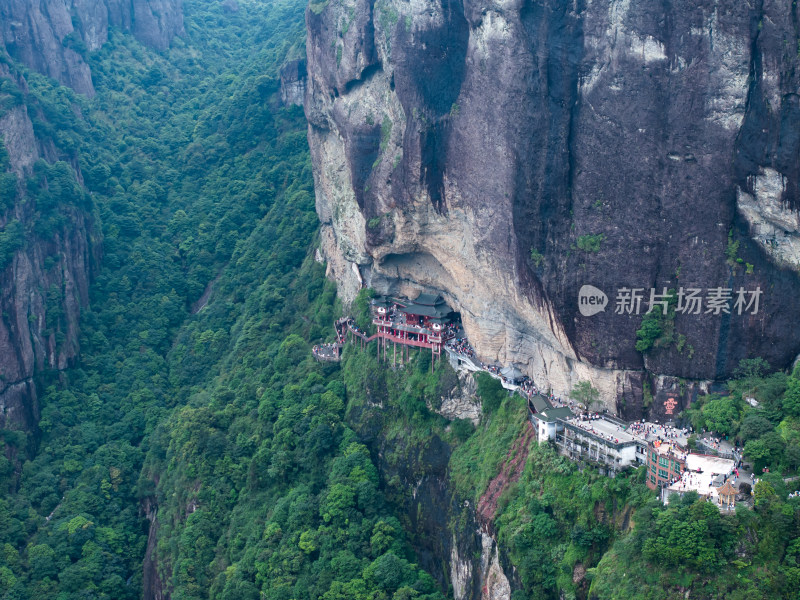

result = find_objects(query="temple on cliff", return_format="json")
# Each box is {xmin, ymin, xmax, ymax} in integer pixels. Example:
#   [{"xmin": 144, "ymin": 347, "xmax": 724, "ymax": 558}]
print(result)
[
  {"xmin": 313, "ymin": 292, "xmax": 746, "ymax": 509},
  {"xmin": 370, "ymin": 293, "xmax": 459, "ymax": 364}
]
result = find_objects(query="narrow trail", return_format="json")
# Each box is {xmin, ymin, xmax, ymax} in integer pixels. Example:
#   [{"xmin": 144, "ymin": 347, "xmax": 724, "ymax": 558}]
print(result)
[{"xmin": 477, "ymin": 420, "xmax": 536, "ymax": 528}]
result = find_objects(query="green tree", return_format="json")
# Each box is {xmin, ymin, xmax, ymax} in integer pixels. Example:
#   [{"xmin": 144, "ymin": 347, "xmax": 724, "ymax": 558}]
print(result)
[
  {"xmin": 571, "ymin": 380, "xmax": 600, "ymax": 409},
  {"xmin": 476, "ymin": 372, "xmax": 505, "ymax": 415},
  {"xmin": 700, "ymin": 395, "xmax": 739, "ymax": 435},
  {"xmin": 784, "ymin": 376, "xmax": 800, "ymax": 417},
  {"xmin": 739, "ymin": 412, "xmax": 774, "ymax": 442}
]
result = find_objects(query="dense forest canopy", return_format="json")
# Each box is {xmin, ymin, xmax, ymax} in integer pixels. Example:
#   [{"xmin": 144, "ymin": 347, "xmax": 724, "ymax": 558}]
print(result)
[{"xmin": 0, "ymin": 1, "xmax": 799, "ymax": 600}]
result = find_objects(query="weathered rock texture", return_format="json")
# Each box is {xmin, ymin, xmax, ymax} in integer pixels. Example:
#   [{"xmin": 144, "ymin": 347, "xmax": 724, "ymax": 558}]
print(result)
[
  {"xmin": 280, "ymin": 58, "xmax": 307, "ymax": 107},
  {"xmin": 0, "ymin": 206, "xmax": 95, "ymax": 431},
  {"xmin": 304, "ymin": 0, "xmax": 800, "ymax": 416},
  {"xmin": 436, "ymin": 369, "xmax": 482, "ymax": 425},
  {"xmin": 0, "ymin": 68, "xmax": 98, "ymax": 431},
  {"xmin": 0, "ymin": 0, "xmax": 184, "ymax": 95},
  {"xmin": 0, "ymin": 0, "xmax": 176, "ymax": 429}
]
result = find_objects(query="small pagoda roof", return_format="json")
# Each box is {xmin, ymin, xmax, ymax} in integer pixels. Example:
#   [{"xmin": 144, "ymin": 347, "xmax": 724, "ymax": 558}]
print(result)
[
  {"xmin": 371, "ymin": 295, "xmax": 393, "ymax": 308},
  {"xmin": 716, "ymin": 480, "xmax": 737, "ymax": 498},
  {"xmin": 400, "ymin": 302, "xmax": 452, "ymax": 319},
  {"xmin": 501, "ymin": 365, "xmax": 526, "ymax": 380},
  {"xmin": 414, "ymin": 292, "xmax": 445, "ymax": 306}
]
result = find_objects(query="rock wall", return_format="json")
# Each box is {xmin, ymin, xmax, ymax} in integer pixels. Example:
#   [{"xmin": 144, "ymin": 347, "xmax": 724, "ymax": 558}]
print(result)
[
  {"xmin": 0, "ymin": 0, "xmax": 184, "ymax": 96},
  {"xmin": 280, "ymin": 58, "xmax": 307, "ymax": 107},
  {"xmin": 0, "ymin": 67, "xmax": 98, "ymax": 431},
  {"xmin": 304, "ymin": 0, "xmax": 800, "ymax": 414},
  {"xmin": 0, "ymin": 0, "xmax": 177, "ymax": 431},
  {"xmin": 436, "ymin": 369, "xmax": 482, "ymax": 425}
]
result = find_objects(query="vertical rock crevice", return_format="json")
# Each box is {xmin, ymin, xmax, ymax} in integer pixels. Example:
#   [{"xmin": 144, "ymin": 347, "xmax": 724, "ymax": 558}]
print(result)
[{"xmin": 305, "ymin": 0, "xmax": 800, "ymax": 414}]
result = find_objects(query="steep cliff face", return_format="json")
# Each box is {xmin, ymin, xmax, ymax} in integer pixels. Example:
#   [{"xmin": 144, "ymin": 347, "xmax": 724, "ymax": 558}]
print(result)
[
  {"xmin": 0, "ymin": 0, "xmax": 184, "ymax": 95},
  {"xmin": 0, "ymin": 67, "xmax": 98, "ymax": 431},
  {"xmin": 0, "ymin": 0, "xmax": 177, "ymax": 430},
  {"xmin": 347, "ymin": 368, "xmax": 515, "ymax": 600},
  {"xmin": 304, "ymin": 0, "xmax": 800, "ymax": 415},
  {"xmin": 280, "ymin": 58, "xmax": 307, "ymax": 107},
  {"xmin": 0, "ymin": 206, "xmax": 94, "ymax": 431}
]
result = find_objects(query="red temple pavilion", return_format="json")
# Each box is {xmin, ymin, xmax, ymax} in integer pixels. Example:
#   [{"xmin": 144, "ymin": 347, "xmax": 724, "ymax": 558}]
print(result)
[{"xmin": 371, "ymin": 293, "xmax": 458, "ymax": 364}]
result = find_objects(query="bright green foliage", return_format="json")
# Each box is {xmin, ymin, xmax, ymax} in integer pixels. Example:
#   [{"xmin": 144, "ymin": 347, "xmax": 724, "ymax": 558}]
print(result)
[
  {"xmin": 726, "ymin": 229, "xmax": 741, "ymax": 266},
  {"xmin": 784, "ymin": 376, "xmax": 800, "ymax": 417},
  {"xmin": 744, "ymin": 433, "xmax": 787, "ymax": 472},
  {"xmin": 576, "ymin": 233, "xmax": 604, "ymax": 253},
  {"xmin": 529, "ymin": 247, "xmax": 544, "ymax": 267},
  {"xmin": 635, "ymin": 315, "xmax": 662, "ymax": 352},
  {"xmin": 635, "ymin": 290, "xmax": 678, "ymax": 353},
  {"xmin": 495, "ymin": 444, "xmax": 651, "ymax": 599},
  {"xmin": 681, "ymin": 358, "xmax": 800, "ymax": 475},
  {"xmin": 1, "ymin": 0, "xmax": 799, "ymax": 597},
  {"xmin": 0, "ymin": 1, "xmax": 442, "ymax": 599},
  {"xmin": 698, "ymin": 394, "xmax": 740, "ymax": 436},
  {"xmin": 591, "ymin": 484, "xmax": 800, "ymax": 599},
  {"xmin": 475, "ymin": 372, "xmax": 506, "ymax": 415},
  {"xmin": 571, "ymin": 380, "xmax": 600, "ymax": 409},
  {"xmin": 450, "ymin": 392, "xmax": 527, "ymax": 502},
  {"xmin": 352, "ymin": 287, "xmax": 376, "ymax": 332}
]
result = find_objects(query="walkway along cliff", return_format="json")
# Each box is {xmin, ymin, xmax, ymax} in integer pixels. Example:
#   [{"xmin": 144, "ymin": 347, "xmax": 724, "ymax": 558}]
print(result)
[{"xmin": 302, "ymin": 0, "xmax": 800, "ymax": 420}]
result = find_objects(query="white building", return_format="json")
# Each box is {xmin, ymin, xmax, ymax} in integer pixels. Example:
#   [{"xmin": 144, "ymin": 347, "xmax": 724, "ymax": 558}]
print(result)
[
  {"xmin": 530, "ymin": 406, "xmax": 574, "ymax": 443},
  {"xmin": 554, "ymin": 415, "xmax": 645, "ymax": 476}
]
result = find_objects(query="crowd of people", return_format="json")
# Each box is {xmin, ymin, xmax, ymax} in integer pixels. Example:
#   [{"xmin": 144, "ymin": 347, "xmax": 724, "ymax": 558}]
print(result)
[
  {"xmin": 346, "ymin": 319, "xmax": 369, "ymax": 339},
  {"xmin": 563, "ymin": 415, "xmax": 626, "ymax": 445},
  {"xmin": 312, "ymin": 342, "xmax": 341, "ymax": 360},
  {"xmin": 322, "ymin": 311, "xmax": 781, "ymax": 510},
  {"xmin": 446, "ymin": 337, "xmax": 476, "ymax": 359},
  {"xmin": 696, "ymin": 434, "xmax": 739, "ymax": 456},
  {"xmin": 334, "ymin": 318, "xmax": 349, "ymax": 344},
  {"xmin": 627, "ymin": 421, "xmax": 690, "ymax": 445}
]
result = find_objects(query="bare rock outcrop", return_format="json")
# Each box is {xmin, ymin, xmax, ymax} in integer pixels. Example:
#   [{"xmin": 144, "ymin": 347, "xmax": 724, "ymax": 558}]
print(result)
[
  {"xmin": 304, "ymin": 0, "xmax": 800, "ymax": 415},
  {"xmin": 0, "ymin": 0, "xmax": 184, "ymax": 96},
  {"xmin": 280, "ymin": 58, "xmax": 307, "ymax": 107},
  {"xmin": 0, "ymin": 71, "xmax": 98, "ymax": 431},
  {"xmin": 437, "ymin": 370, "xmax": 481, "ymax": 424}
]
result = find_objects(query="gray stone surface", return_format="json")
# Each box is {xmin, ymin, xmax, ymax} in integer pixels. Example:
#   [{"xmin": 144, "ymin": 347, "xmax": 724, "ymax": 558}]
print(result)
[
  {"xmin": 0, "ymin": 0, "xmax": 184, "ymax": 96},
  {"xmin": 304, "ymin": 0, "xmax": 800, "ymax": 417}
]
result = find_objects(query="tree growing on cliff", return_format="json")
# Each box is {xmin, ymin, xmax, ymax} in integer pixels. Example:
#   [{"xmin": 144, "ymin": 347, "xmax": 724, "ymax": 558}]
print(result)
[
  {"xmin": 571, "ymin": 380, "xmax": 600, "ymax": 410},
  {"xmin": 476, "ymin": 372, "xmax": 506, "ymax": 415}
]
